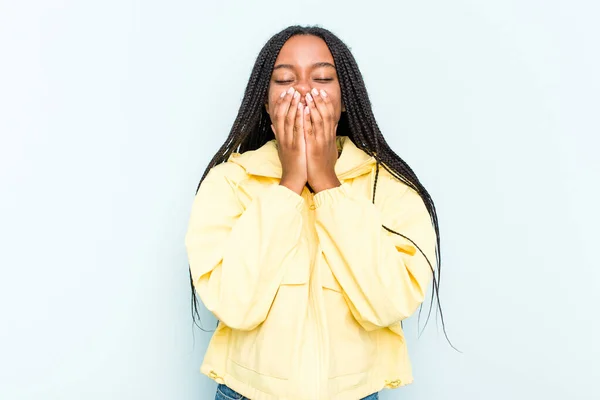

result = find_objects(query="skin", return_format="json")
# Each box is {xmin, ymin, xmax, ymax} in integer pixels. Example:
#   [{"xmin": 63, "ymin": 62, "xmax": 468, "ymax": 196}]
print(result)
[{"xmin": 265, "ymin": 35, "xmax": 345, "ymax": 195}]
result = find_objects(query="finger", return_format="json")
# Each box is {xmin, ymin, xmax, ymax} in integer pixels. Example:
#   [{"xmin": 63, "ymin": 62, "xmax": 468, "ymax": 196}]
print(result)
[
  {"xmin": 274, "ymin": 87, "xmax": 296, "ymax": 141},
  {"xmin": 310, "ymin": 88, "xmax": 332, "ymax": 140},
  {"xmin": 305, "ymin": 92, "xmax": 323, "ymax": 139},
  {"xmin": 311, "ymin": 88, "xmax": 333, "ymax": 121},
  {"xmin": 285, "ymin": 90, "xmax": 300, "ymax": 142},
  {"xmin": 271, "ymin": 90, "xmax": 287, "ymax": 138},
  {"xmin": 274, "ymin": 88, "xmax": 287, "ymax": 108},
  {"xmin": 294, "ymin": 101, "xmax": 304, "ymax": 146},
  {"xmin": 303, "ymin": 104, "xmax": 313, "ymax": 138},
  {"xmin": 318, "ymin": 89, "xmax": 336, "ymax": 137}
]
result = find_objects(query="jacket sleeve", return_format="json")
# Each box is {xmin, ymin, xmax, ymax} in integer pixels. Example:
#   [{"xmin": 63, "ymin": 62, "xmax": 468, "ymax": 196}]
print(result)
[
  {"xmin": 184, "ymin": 164, "xmax": 305, "ymax": 331},
  {"xmin": 313, "ymin": 175, "xmax": 436, "ymax": 331}
]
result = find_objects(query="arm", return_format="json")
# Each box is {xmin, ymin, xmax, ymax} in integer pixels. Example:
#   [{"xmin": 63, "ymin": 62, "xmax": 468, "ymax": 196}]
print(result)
[
  {"xmin": 313, "ymin": 175, "xmax": 436, "ymax": 330},
  {"xmin": 185, "ymin": 164, "xmax": 305, "ymax": 331}
]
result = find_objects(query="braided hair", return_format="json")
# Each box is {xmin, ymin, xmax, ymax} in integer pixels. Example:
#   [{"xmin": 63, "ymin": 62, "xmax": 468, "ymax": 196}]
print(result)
[{"xmin": 190, "ymin": 25, "xmax": 454, "ymax": 347}]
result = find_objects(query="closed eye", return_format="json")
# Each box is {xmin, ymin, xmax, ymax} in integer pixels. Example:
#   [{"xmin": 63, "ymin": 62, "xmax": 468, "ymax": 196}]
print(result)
[{"xmin": 274, "ymin": 78, "xmax": 334, "ymax": 84}]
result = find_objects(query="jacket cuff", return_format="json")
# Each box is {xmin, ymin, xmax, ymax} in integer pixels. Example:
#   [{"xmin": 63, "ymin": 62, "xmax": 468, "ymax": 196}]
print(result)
[
  {"xmin": 313, "ymin": 182, "xmax": 351, "ymax": 209},
  {"xmin": 273, "ymin": 184, "xmax": 305, "ymax": 212}
]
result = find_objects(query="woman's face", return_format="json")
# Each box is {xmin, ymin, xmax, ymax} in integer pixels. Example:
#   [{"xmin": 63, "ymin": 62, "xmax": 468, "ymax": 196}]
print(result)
[{"xmin": 265, "ymin": 35, "xmax": 344, "ymax": 122}]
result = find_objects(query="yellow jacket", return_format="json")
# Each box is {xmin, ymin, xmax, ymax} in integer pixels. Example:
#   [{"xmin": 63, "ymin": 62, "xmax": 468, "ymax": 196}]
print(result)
[{"xmin": 185, "ymin": 136, "xmax": 436, "ymax": 400}]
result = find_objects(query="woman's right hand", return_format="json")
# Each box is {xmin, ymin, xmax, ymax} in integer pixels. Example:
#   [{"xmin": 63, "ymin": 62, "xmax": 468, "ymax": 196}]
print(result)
[{"xmin": 270, "ymin": 87, "xmax": 307, "ymax": 195}]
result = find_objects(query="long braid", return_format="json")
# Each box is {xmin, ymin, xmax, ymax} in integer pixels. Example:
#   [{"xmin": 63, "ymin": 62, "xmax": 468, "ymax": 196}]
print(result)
[
  {"xmin": 189, "ymin": 25, "xmax": 455, "ymax": 349},
  {"xmin": 319, "ymin": 29, "xmax": 451, "ymax": 343}
]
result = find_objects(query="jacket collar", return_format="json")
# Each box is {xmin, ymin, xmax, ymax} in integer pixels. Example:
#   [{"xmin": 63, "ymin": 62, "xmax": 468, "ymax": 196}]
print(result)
[{"xmin": 229, "ymin": 136, "xmax": 376, "ymax": 180}]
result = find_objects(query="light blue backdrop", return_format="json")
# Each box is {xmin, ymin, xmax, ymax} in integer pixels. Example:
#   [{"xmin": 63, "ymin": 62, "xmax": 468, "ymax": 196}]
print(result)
[{"xmin": 1, "ymin": 0, "xmax": 598, "ymax": 399}]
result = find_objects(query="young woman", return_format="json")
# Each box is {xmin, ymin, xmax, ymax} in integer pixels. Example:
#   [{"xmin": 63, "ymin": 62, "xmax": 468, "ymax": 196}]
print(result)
[{"xmin": 185, "ymin": 25, "xmax": 444, "ymax": 400}]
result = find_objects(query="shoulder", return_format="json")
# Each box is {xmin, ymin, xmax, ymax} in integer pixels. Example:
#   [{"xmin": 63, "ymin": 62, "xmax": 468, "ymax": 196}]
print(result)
[
  {"xmin": 205, "ymin": 160, "xmax": 247, "ymax": 180},
  {"xmin": 197, "ymin": 159, "xmax": 249, "ymax": 195},
  {"xmin": 203, "ymin": 140, "xmax": 279, "ymax": 183},
  {"xmin": 373, "ymin": 165, "xmax": 412, "ymax": 200},
  {"xmin": 372, "ymin": 165, "xmax": 429, "ymax": 218}
]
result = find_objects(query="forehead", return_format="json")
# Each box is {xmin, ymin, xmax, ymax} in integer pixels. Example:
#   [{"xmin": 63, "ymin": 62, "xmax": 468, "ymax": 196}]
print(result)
[{"xmin": 274, "ymin": 35, "xmax": 334, "ymax": 66}]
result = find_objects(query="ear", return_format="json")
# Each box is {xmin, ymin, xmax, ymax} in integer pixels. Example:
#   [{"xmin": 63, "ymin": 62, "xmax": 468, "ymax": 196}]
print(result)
[
  {"xmin": 341, "ymin": 103, "xmax": 346, "ymax": 112},
  {"xmin": 265, "ymin": 103, "xmax": 270, "ymax": 115}
]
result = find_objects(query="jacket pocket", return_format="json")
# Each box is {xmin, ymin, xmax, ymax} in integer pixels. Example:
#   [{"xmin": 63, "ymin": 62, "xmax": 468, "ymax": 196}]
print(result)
[
  {"xmin": 228, "ymin": 240, "xmax": 310, "ymax": 380},
  {"xmin": 319, "ymin": 253, "xmax": 377, "ymax": 379}
]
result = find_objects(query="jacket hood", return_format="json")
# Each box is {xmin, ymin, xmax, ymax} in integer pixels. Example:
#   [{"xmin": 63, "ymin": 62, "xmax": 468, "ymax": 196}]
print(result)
[{"xmin": 228, "ymin": 135, "xmax": 377, "ymax": 180}]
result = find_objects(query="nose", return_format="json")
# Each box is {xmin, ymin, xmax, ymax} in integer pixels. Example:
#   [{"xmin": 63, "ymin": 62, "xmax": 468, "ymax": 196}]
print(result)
[{"xmin": 294, "ymin": 78, "xmax": 311, "ymax": 104}]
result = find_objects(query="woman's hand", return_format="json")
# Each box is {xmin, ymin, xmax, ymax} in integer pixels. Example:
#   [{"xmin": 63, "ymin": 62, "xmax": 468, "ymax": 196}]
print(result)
[
  {"xmin": 271, "ymin": 87, "xmax": 307, "ymax": 195},
  {"xmin": 304, "ymin": 87, "xmax": 341, "ymax": 193}
]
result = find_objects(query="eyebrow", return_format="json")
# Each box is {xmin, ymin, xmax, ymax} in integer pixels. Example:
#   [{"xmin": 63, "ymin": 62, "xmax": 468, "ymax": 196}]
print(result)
[{"xmin": 273, "ymin": 62, "xmax": 336, "ymax": 70}]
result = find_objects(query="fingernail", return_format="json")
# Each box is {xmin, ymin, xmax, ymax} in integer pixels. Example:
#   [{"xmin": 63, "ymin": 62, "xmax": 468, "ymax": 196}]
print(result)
[
  {"xmin": 306, "ymin": 93, "xmax": 313, "ymax": 102},
  {"xmin": 293, "ymin": 91, "xmax": 300, "ymax": 99},
  {"xmin": 287, "ymin": 87, "xmax": 295, "ymax": 95},
  {"xmin": 320, "ymin": 89, "xmax": 327, "ymax": 97},
  {"xmin": 305, "ymin": 106, "xmax": 310, "ymax": 114},
  {"xmin": 311, "ymin": 88, "xmax": 319, "ymax": 96},
  {"xmin": 280, "ymin": 90, "xmax": 286, "ymax": 98},
  {"xmin": 297, "ymin": 102, "xmax": 303, "ymax": 109}
]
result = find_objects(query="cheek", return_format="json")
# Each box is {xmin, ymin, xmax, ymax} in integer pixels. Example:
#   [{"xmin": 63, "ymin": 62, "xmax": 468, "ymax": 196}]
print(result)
[
  {"xmin": 266, "ymin": 85, "xmax": 281, "ymax": 114},
  {"xmin": 329, "ymin": 93, "xmax": 342, "ymax": 118},
  {"xmin": 324, "ymin": 85, "xmax": 342, "ymax": 115}
]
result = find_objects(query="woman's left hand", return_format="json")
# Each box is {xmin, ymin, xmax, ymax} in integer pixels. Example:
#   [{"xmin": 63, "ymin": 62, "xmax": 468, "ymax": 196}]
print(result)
[{"xmin": 304, "ymin": 87, "xmax": 341, "ymax": 193}]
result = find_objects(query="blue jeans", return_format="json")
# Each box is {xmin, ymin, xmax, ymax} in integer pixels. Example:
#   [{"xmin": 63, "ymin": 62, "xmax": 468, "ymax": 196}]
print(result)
[{"xmin": 215, "ymin": 383, "xmax": 379, "ymax": 400}]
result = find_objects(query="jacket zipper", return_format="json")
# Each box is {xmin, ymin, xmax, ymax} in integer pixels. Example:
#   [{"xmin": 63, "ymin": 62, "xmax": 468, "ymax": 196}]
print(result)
[{"xmin": 307, "ymin": 191, "xmax": 323, "ymax": 399}]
